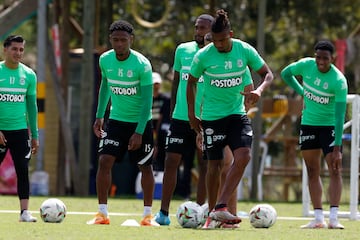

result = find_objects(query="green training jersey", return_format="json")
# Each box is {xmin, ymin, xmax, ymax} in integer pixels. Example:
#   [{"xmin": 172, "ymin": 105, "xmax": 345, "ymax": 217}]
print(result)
[
  {"xmin": 190, "ymin": 39, "xmax": 264, "ymax": 120},
  {"xmin": 172, "ymin": 41, "xmax": 203, "ymax": 120},
  {"xmin": 287, "ymin": 57, "xmax": 348, "ymax": 126},
  {"xmin": 0, "ymin": 61, "xmax": 37, "ymax": 134},
  {"xmin": 96, "ymin": 49, "xmax": 153, "ymax": 122}
]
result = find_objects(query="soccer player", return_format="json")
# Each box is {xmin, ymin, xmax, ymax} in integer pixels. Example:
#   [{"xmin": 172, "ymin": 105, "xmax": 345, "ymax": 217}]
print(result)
[
  {"xmin": 187, "ymin": 9, "xmax": 273, "ymax": 225},
  {"xmin": 281, "ymin": 40, "xmax": 348, "ymax": 229},
  {"xmin": 87, "ymin": 20, "xmax": 158, "ymax": 226},
  {"xmin": 154, "ymin": 14, "xmax": 214, "ymax": 226},
  {"xmin": 199, "ymin": 31, "xmax": 251, "ymax": 229},
  {"xmin": 0, "ymin": 35, "xmax": 39, "ymax": 222}
]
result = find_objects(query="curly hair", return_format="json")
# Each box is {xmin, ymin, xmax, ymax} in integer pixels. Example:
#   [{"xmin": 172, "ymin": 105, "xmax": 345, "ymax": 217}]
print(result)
[
  {"xmin": 211, "ymin": 9, "xmax": 231, "ymax": 33},
  {"xmin": 314, "ymin": 40, "xmax": 335, "ymax": 54},
  {"xmin": 109, "ymin": 20, "xmax": 134, "ymax": 35}
]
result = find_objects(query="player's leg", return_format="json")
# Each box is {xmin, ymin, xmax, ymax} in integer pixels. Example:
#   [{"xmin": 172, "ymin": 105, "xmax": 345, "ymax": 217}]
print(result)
[
  {"xmin": 196, "ymin": 146, "xmax": 207, "ymax": 205},
  {"xmin": 211, "ymin": 146, "xmax": 249, "ymax": 224},
  {"xmin": 322, "ymin": 126, "xmax": 344, "ymax": 229},
  {"xmin": 220, "ymin": 146, "xmax": 237, "ymax": 215},
  {"xmin": 87, "ymin": 120, "xmax": 124, "ymax": 225},
  {"xmin": 154, "ymin": 119, "xmax": 188, "ymax": 225},
  {"xmin": 136, "ymin": 122, "xmax": 159, "ymax": 226},
  {"xmin": 299, "ymin": 126, "xmax": 327, "ymax": 228},
  {"xmin": 213, "ymin": 146, "xmax": 238, "ymax": 229},
  {"xmin": 177, "ymin": 144, "xmax": 195, "ymax": 199},
  {"xmin": 9, "ymin": 130, "xmax": 37, "ymax": 222},
  {"xmin": 301, "ymin": 149, "xmax": 327, "ymax": 228},
  {"xmin": 324, "ymin": 151, "xmax": 344, "ymax": 229}
]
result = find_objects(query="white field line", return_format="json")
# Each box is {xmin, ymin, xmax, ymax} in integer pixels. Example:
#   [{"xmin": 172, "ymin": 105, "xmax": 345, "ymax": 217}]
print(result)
[{"xmin": 0, "ymin": 209, "xmax": 311, "ymax": 220}]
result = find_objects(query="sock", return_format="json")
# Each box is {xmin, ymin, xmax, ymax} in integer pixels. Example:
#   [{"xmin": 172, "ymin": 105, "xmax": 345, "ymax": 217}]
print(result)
[
  {"xmin": 143, "ymin": 206, "xmax": 152, "ymax": 217},
  {"xmin": 214, "ymin": 203, "xmax": 227, "ymax": 210},
  {"xmin": 98, "ymin": 204, "xmax": 108, "ymax": 216},
  {"xmin": 160, "ymin": 209, "xmax": 169, "ymax": 216},
  {"xmin": 314, "ymin": 208, "xmax": 324, "ymax": 222},
  {"xmin": 21, "ymin": 209, "xmax": 27, "ymax": 215},
  {"xmin": 329, "ymin": 206, "xmax": 339, "ymax": 222}
]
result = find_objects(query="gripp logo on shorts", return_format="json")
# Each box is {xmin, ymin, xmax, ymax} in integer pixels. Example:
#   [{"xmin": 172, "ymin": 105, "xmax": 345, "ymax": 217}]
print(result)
[
  {"xmin": 303, "ymin": 89, "xmax": 330, "ymax": 104},
  {"xmin": 205, "ymin": 128, "xmax": 226, "ymax": 145},
  {"xmin": 299, "ymin": 129, "xmax": 315, "ymax": 144},
  {"xmin": 0, "ymin": 93, "xmax": 25, "ymax": 102}
]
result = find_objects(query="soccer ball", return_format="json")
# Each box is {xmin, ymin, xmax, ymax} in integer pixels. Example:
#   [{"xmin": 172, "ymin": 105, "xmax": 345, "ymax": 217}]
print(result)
[
  {"xmin": 40, "ymin": 198, "xmax": 67, "ymax": 223},
  {"xmin": 176, "ymin": 201, "xmax": 204, "ymax": 228},
  {"xmin": 249, "ymin": 204, "xmax": 277, "ymax": 228},
  {"xmin": 200, "ymin": 203, "xmax": 209, "ymax": 226}
]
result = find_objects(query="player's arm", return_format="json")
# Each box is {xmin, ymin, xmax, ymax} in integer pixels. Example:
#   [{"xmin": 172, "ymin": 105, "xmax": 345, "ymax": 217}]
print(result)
[
  {"xmin": 170, "ymin": 70, "xmax": 180, "ymax": 118},
  {"xmin": 256, "ymin": 63, "xmax": 273, "ymax": 94},
  {"xmin": 280, "ymin": 65, "xmax": 304, "ymax": 96},
  {"xmin": 334, "ymin": 101, "xmax": 347, "ymax": 147},
  {"xmin": 186, "ymin": 74, "xmax": 200, "ymax": 133},
  {"xmin": 26, "ymin": 94, "xmax": 39, "ymax": 140},
  {"xmin": 135, "ymin": 84, "xmax": 153, "ymax": 135},
  {"xmin": 242, "ymin": 64, "xmax": 273, "ymax": 106},
  {"xmin": 27, "ymin": 94, "xmax": 39, "ymax": 154},
  {"xmin": 94, "ymin": 75, "xmax": 110, "ymax": 138}
]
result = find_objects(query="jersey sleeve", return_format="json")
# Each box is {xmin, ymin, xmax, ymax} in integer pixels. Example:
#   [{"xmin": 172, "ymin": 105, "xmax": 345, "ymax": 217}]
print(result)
[
  {"xmin": 139, "ymin": 59, "xmax": 153, "ymax": 86},
  {"xmin": 243, "ymin": 67, "xmax": 253, "ymax": 86},
  {"xmin": 189, "ymin": 51, "xmax": 204, "ymax": 79},
  {"xmin": 334, "ymin": 74, "xmax": 348, "ymax": 103},
  {"xmin": 95, "ymin": 57, "xmax": 110, "ymax": 118},
  {"xmin": 173, "ymin": 45, "xmax": 182, "ymax": 72},
  {"xmin": 244, "ymin": 43, "xmax": 265, "ymax": 72},
  {"xmin": 27, "ymin": 71, "xmax": 38, "ymax": 139}
]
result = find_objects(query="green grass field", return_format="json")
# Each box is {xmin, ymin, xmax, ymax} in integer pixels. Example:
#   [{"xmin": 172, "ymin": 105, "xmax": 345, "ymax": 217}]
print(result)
[{"xmin": 0, "ymin": 195, "xmax": 358, "ymax": 240}]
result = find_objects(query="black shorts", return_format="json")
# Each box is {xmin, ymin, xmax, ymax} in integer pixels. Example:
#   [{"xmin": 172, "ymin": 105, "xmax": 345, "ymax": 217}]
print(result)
[
  {"xmin": 202, "ymin": 114, "xmax": 252, "ymax": 160},
  {"xmin": 299, "ymin": 125, "xmax": 337, "ymax": 156},
  {"xmin": 165, "ymin": 119, "xmax": 196, "ymax": 154},
  {"xmin": 0, "ymin": 129, "xmax": 31, "ymax": 168},
  {"xmin": 98, "ymin": 119, "xmax": 153, "ymax": 166}
]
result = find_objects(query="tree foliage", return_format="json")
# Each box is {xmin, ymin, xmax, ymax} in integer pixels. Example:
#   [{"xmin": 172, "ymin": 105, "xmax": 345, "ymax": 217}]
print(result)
[{"xmin": 11, "ymin": 0, "xmax": 360, "ymax": 93}]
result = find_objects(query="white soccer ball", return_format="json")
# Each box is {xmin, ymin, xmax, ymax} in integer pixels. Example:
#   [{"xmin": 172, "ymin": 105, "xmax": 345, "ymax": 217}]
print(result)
[
  {"xmin": 176, "ymin": 201, "xmax": 204, "ymax": 228},
  {"xmin": 200, "ymin": 202, "xmax": 209, "ymax": 226},
  {"xmin": 40, "ymin": 198, "xmax": 67, "ymax": 223},
  {"xmin": 249, "ymin": 204, "xmax": 277, "ymax": 228}
]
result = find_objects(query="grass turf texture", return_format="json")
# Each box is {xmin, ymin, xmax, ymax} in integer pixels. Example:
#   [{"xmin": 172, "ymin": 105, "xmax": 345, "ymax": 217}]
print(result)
[{"xmin": 0, "ymin": 196, "xmax": 358, "ymax": 240}]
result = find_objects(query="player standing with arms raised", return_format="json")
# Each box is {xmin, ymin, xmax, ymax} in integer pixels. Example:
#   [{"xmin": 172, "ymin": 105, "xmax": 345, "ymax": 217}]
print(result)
[
  {"xmin": 87, "ymin": 20, "xmax": 158, "ymax": 226},
  {"xmin": 0, "ymin": 35, "xmax": 39, "ymax": 222},
  {"xmin": 187, "ymin": 9, "xmax": 273, "ymax": 225},
  {"xmin": 281, "ymin": 40, "xmax": 348, "ymax": 229}
]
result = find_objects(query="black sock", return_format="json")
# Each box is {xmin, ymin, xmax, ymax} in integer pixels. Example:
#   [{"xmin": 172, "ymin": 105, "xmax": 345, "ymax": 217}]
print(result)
[
  {"xmin": 214, "ymin": 203, "xmax": 227, "ymax": 210},
  {"xmin": 160, "ymin": 209, "xmax": 169, "ymax": 216}
]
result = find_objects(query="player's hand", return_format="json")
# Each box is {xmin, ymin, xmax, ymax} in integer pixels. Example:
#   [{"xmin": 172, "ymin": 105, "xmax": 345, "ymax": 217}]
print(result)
[
  {"xmin": 241, "ymin": 90, "xmax": 261, "ymax": 111},
  {"xmin": 0, "ymin": 131, "xmax": 6, "ymax": 146},
  {"xmin": 196, "ymin": 132, "xmax": 203, "ymax": 150},
  {"xmin": 93, "ymin": 118, "xmax": 104, "ymax": 138},
  {"xmin": 331, "ymin": 150, "xmax": 342, "ymax": 174},
  {"xmin": 189, "ymin": 115, "xmax": 202, "ymax": 134},
  {"xmin": 31, "ymin": 138, "xmax": 39, "ymax": 154},
  {"xmin": 128, "ymin": 133, "xmax": 142, "ymax": 151}
]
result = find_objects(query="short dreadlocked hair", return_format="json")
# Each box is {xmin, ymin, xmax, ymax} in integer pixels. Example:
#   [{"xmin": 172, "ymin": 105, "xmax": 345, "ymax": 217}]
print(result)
[
  {"xmin": 314, "ymin": 40, "xmax": 335, "ymax": 55},
  {"xmin": 109, "ymin": 20, "xmax": 134, "ymax": 35},
  {"xmin": 211, "ymin": 9, "xmax": 231, "ymax": 33}
]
